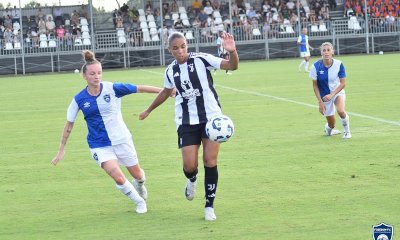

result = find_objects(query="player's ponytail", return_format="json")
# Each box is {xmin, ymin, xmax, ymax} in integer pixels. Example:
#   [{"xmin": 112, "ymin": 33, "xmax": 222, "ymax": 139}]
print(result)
[{"xmin": 81, "ymin": 50, "xmax": 100, "ymax": 73}]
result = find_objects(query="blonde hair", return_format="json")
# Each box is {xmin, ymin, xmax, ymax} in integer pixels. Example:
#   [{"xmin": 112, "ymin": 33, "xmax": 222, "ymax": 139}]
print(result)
[
  {"xmin": 81, "ymin": 50, "xmax": 100, "ymax": 73},
  {"xmin": 320, "ymin": 42, "xmax": 334, "ymax": 51}
]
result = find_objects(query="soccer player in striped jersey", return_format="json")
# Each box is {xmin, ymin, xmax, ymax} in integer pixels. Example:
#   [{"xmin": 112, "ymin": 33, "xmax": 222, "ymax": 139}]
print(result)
[
  {"xmin": 139, "ymin": 31, "xmax": 239, "ymax": 221},
  {"xmin": 51, "ymin": 50, "xmax": 166, "ymax": 214},
  {"xmin": 309, "ymin": 42, "xmax": 351, "ymax": 139},
  {"xmin": 297, "ymin": 27, "xmax": 314, "ymax": 72}
]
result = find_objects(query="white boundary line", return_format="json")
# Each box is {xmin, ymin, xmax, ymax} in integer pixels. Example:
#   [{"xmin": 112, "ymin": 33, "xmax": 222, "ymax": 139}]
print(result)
[{"xmin": 140, "ymin": 69, "xmax": 400, "ymax": 127}]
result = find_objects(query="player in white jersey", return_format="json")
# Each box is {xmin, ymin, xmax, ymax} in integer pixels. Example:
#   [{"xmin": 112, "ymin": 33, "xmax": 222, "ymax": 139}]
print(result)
[
  {"xmin": 309, "ymin": 42, "xmax": 351, "ymax": 139},
  {"xmin": 139, "ymin": 31, "xmax": 239, "ymax": 221},
  {"xmin": 297, "ymin": 28, "xmax": 314, "ymax": 72},
  {"xmin": 51, "ymin": 50, "xmax": 166, "ymax": 214}
]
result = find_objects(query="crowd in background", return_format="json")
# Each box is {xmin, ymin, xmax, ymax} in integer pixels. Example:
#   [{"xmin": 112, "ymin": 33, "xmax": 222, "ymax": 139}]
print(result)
[
  {"xmin": 0, "ymin": 4, "xmax": 89, "ymax": 48},
  {"xmin": 0, "ymin": 0, "xmax": 399, "ymax": 50}
]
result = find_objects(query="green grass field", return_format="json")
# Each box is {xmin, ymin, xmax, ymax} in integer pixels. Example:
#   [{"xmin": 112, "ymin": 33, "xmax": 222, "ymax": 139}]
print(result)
[{"xmin": 1, "ymin": 53, "xmax": 399, "ymax": 240}]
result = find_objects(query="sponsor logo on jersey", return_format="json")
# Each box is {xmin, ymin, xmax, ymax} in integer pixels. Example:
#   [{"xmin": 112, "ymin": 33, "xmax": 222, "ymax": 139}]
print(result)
[{"xmin": 83, "ymin": 102, "xmax": 90, "ymax": 108}]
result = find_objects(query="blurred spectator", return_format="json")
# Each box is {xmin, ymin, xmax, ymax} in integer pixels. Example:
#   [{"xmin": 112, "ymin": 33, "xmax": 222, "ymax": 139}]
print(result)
[
  {"xmin": 71, "ymin": 10, "xmax": 80, "ymax": 26},
  {"xmin": 3, "ymin": 8, "xmax": 11, "ymax": 19},
  {"xmin": 79, "ymin": 5, "xmax": 89, "ymax": 19},
  {"xmin": 231, "ymin": 1, "xmax": 239, "ymax": 16},
  {"xmin": 4, "ymin": 15, "xmax": 12, "ymax": 29},
  {"xmin": 254, "ymin": 0, "xmax": 262, "ymax": 12},
  {"xmin": 198, "ymin": 9, "xmax": 209, "ymax": 26},
  {"xmin": 192, "ymin": 16, "xmax": 202, "ymax": 28},
  {"xmin": 145, "ymin": 1, "xmax": 153, "ymax": 15},
  {"xmin": 171, "ymin": 0, "xmax": 179, "ymax": 13},
  {"xmin": 162, "ymin": 3, "xmax": 170, "ymax": 16},
  {"xmin": 247, "ymin": 7, "xmax": 257, "ymax": 19},
  {"xmin": 116, "ymin": 15, "xmax": 123, "ymax": 28},
  {"xmin": 174, "ymin": 18, "xmax": 184, "ymax": 30},
  {"xmin": 54, "ymin": 7, "xmax": 63, "ymax": 22},
  {"xmin": 192, "ymin": 0, "xmax": 202, "ymax": 13},
  {"xmin": 286, "ymin": 1, "xmax": 295, "ymax": 11},
  {"xmin": 30, "ymin": 28, "xmax": 39, "ymax": 47},
  {"xmin": 46, "ymin": 16, "xmax": 56, "ymax": 34},
  {"xmin": 11, "ymin": 6, "xmax": 21, "ymax": 23},
  {"xmin": 38, "ymin": 18, "xmax": 47, "ymax": 34},
  {"xmin": 36, "ymin": 8, "xmax": 45, "ymax": 23},
  {"xmin": 204, "ymin": 1, "xmax": 214, "ymax": 15},
  {"xmin": 56, "ymin": 25, "xmax": 65, "ymax": 40},
  {"xmin": 4, "ymin": 27, "xmax": 13, "ymax": 43},
  {"xmin": 120, "ymin": 3, "xmax": 129, "ymax": 14},
  {"xmin": 211, "ymin": 0, "xmax": 220, "ymax": 10},
  {"xmin": 112, "ymin": 9, "xmax": 119, "ymax": 26},
  {"xmin": 328, "ymin": 0, "xmax": 337, "ymax": 10}
]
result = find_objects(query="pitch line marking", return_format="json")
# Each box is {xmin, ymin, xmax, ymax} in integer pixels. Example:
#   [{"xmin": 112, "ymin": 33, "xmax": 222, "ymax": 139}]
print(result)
[{"xmin": 139, "ymin": 69, "xmax": 400, "ymax": 127}]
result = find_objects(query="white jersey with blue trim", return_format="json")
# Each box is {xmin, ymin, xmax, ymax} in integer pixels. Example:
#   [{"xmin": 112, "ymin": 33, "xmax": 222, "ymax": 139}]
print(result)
[
  {"xmin": 309, "ymin": 59, "xmax": 346, "ymax": 98},
  {"xmin": 67, "ymin": 81, "xmax": 137, "ymax": 148},
  {"xmin": 164, "ymin": 52, "xmax": 223, "ymax": 127}
]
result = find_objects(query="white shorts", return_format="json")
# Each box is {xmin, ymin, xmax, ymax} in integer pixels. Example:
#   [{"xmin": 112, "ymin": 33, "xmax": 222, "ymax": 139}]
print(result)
[
  {"xmin": 89, "ymin": 139, "xmax": 138, "ymax": 167},
  {"xmin": 300, "ymin": 51, "xmax": 310, "ymax": 57},
  {"xmin": 323, "ymin": 92, "xmax": 345, "ymax": 116}
]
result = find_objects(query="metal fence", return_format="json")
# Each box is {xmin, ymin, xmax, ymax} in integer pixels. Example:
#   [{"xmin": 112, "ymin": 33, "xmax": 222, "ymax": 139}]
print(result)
[{"xmin": 1, "ymin": 18, "xmax": 399, "ymax": 75}]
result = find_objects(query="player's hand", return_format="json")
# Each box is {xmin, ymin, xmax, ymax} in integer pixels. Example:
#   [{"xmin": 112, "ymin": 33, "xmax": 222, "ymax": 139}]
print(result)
[
  {"xmin": 51, "ymin": 150, "xmax": 65, "ymax": 166},
  {"xmin": 322, "ymin": 94, "xmax": 332, "ymax": 102},
  {"xmin": 139, "ymin": 110, "xmax": 150, "ymax": 120},
  {"xmin": 222, "ymin": 32, "xmax": 236, "ymax": 53},
  {"xmin": 318, "ymin": 102, "xmax": 325, "ymax": 115}
]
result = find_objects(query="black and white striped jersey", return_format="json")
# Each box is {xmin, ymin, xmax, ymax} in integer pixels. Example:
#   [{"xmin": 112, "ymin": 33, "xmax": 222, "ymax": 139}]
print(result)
[{"xmin": 164, "ymin": 52, "xmax": 224, "ymax": 126}]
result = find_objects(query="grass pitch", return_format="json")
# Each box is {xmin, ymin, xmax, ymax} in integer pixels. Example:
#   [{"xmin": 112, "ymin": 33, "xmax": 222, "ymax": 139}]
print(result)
[{"xmin": 0, "ymin": 53, "xmax": 399, "ymax": 239}]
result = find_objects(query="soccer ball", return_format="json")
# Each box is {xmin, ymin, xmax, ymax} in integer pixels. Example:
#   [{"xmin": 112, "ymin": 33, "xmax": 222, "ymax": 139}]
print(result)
[
  {"xmin": 205, "ymin": 115, "xmax": 234, "ymax": 143},
  {"xmin": 74, "ymin": 69, "xmax": 79, "ymax": 74}
]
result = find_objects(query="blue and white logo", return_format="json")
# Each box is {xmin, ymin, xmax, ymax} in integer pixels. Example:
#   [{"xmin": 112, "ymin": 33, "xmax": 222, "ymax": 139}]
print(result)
[
  {"xmin": 92, "ymin": 153, "xmax": 98, "ymax": 161},
  {"xmin": 103, "ymin": 94, "xmax": 111, "ymax": 102},
  {"xmin": 373, "ymin": 222, "xmax": 393, "ymax": 240}
]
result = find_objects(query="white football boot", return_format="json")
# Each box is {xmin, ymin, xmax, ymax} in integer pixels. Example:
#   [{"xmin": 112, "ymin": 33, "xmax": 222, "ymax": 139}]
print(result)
[
  {"xmin": 343, "ymin": 132, "xmax": 352, "ymax": 139},
  {"xmin": 185, "ymin": 179, "xmax": 197, "ymax": 201},
  {"xmin": 324, "ymin": 123, "xmax": 341, "ymax": 136},
  {"xmin": 204, "ymin": 207, "xmax": 217, "ymax": 221}
]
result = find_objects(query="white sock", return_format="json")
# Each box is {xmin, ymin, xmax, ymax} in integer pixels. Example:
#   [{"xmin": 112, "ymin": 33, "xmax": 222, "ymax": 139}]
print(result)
[
  {"xmin": 298, "ymin": 60, "xmax": 305, "ymax": 70},
  {"xmin": 304, "ymin": 61, "xmax": 309, "ymax": 71},
  {"xmin": 116, "ymin": 179, "xmax": 143, "ymax": 203},
  {"xmin": 341, "ymin": 114, "xmax": 350, "ymax": 133}
]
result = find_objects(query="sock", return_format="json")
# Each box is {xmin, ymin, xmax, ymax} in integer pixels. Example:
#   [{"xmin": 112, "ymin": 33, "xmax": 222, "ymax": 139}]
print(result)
[
  {"xmin": 304, "ymin": 61, "xmax": 309, "ymax": 71},
  {"xmin": 341, "ymin": 114, "xmax": 350, "ymax": 133},
  {"xmin": 183, "ymin": 168, "xmax": 198, "ymax": 182},
  {"xmin": 298, "ymin": 60, "xmax": 305, "ymax": 70},
  {"xmin": 135, "ymin": 169, "xmax": 146, "ymax": 184},
  {"xmin": 116, "ymin": 179, "xmax": 143, "ymax": 203},
  {"xmin": 204, "ymin": 166, "xmax": 218, "ymax": 208}
]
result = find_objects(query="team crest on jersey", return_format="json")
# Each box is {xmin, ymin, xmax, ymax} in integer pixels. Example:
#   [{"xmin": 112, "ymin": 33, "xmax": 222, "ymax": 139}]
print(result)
[
  {"xmin": 83, "ymin": 102, "xmax": 90, "ymax": 108},
  {"xmin": 103, "ymin": 94, "xmax": 111, "ymax": 102},
  {"xmin": 188, "ymin": 63, "xmax": 195, "ymax": 72},
  {"xmin": 180, "ymin": 79, "xmax": 200, "ymax": 99},
  {"xmin": 373, "ymin": 223, "xmax": 393, "ymax": 240}
]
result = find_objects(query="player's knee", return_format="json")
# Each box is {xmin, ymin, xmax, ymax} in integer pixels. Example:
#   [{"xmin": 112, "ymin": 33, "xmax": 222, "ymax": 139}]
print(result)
[{"xmin": 114, "ymin": 175, "xmax": 126, "ymax": 185}]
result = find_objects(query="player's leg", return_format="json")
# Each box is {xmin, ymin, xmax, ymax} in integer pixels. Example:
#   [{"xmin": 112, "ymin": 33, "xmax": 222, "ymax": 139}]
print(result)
[
  {"xmin": 202, "ymin": 138, "xmax": 220, "ymax": 221},
  {"xmin": 323, "ymin": 100, "xmax": 340, "ymax": 136},
  {"xmin": 178, "ymin": 125, "xmax": 202, "ymax": 201},
  {"xmin": 117, "ymin": 140, "xmax": 148, "ymax": 200},
  {"xmin": 335, "ymin": 95, "xmax": 351, "ymax": 139},
  {"xmin": 182, "ymin": 145, "xmax": 199, "ymax": 201},
  {"xmin": 304, "ymin": 56, "xmax": 310, "ymax": 72},
  {"xmin": 298, "ymin": 55, "xmax": 306, "ymax": 71},
  {"xmin": 102, "ymin": 160, "xmax": 147, "ymax": 213}
]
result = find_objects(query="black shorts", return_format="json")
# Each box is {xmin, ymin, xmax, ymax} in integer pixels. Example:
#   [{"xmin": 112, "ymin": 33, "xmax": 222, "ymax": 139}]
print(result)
[{"xmin": 177, "ymin": 124, "xmax": 208, "ymax": 148}]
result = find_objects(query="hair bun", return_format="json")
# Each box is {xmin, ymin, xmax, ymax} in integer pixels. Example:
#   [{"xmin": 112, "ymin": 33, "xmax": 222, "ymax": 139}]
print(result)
[{"xmin": 82, "ymin": 50, "xmax": 95, "ymax": 62}]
